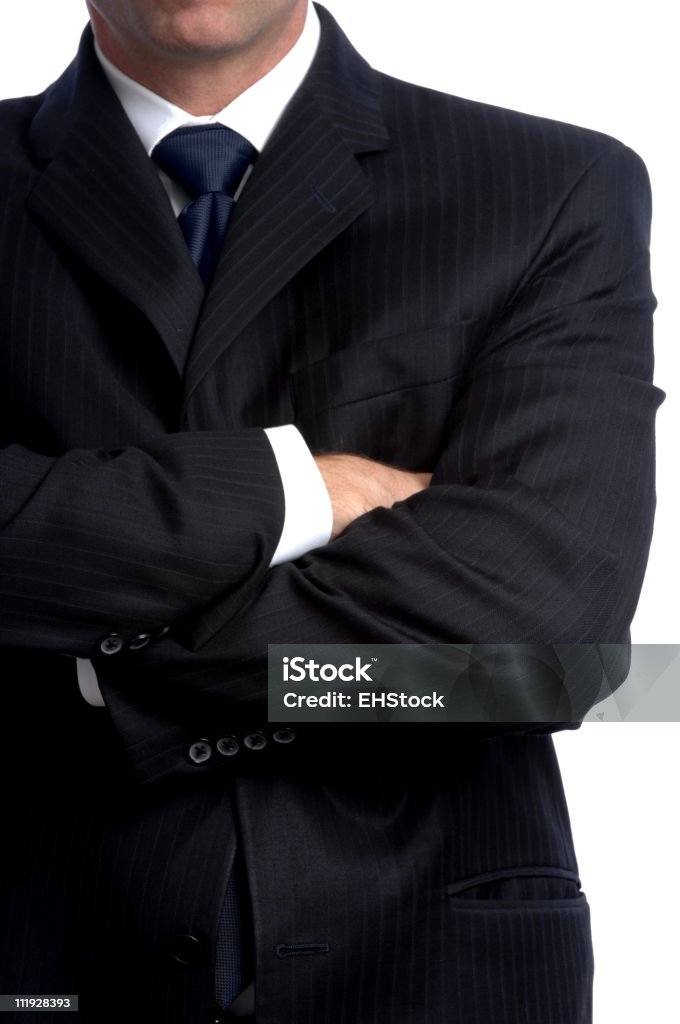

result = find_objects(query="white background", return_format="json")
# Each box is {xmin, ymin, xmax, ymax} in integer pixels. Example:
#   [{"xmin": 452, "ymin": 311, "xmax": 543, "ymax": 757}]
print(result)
[{"xmin": 1, "ymin": 2, "xmax": 678, "ymax": 1021}]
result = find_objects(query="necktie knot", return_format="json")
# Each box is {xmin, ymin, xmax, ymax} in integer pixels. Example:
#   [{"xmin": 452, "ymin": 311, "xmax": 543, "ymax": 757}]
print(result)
[
  {"xmin": 151, "ymin": 124, "xmax": 257, "ymax": 286},
  {"xmin": 152, "ymin": 123, "xmax": 256, "ymax": 199}
]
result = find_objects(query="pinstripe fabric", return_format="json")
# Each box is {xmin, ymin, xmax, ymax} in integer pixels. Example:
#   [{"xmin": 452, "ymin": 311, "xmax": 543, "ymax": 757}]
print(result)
[{"xmin": 0, "ymin": 4, "xmax": 660, "ymax": 1022}]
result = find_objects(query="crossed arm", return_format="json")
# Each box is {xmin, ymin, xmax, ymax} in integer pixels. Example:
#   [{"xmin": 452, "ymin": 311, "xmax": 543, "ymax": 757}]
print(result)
[{"xmin": 0, "ymin": 142, "xmax": 663, "ymax": 782}]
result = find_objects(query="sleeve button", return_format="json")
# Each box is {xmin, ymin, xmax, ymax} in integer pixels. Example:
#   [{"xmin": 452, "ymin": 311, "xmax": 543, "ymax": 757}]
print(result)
[
  {"xmin": 216, "ymin": 736, "xmax": 240, "ymax": 757},
  {"xmin": 128, "ymin": 633, "xmax": 152, "ymax": 651},
  {"xmin": 187, "ymin": 739, "xmax": 213, "ymax": 765},
  {"xmin": 243, "ymin": 732, "xmax": 267, "ymax": 751},
  {"xmin": 272, "ymin": 728, "xmax": 297, "ymax": 745},
  {"xmin": 99, "ymin": 634, "xmax": 124, "ymax": 656}
]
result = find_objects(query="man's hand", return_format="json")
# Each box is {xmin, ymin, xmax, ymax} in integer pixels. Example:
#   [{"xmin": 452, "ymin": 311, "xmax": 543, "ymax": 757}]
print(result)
[{"xmin": 314, "ymin": 454, "xmax": 431, "ymax": 540}]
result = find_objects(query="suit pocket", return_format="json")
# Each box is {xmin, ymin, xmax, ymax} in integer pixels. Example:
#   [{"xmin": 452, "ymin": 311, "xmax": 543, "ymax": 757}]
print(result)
[
  {"xmin": 290, "ymin": 323, "xmax": 472, "ymax": 467},
  {"xmin": 443, "ymin": 866, "xmax": 593, "ymax": 1022},
  {"xmin": 446, "ymin": 864, "xmax": 585, "ymax": 908}
]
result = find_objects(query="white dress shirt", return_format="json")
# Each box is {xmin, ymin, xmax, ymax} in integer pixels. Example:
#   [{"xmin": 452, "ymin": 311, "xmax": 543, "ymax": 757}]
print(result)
[{"xmin": 78, "ymin": 3, "xmax": 332, "ymax": 707}]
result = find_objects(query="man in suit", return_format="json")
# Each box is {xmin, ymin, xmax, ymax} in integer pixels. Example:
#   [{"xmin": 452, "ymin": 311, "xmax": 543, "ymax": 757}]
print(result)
[{"xmin": 0, "ymin": 1, "xmax": 661, "ymax": 1021}]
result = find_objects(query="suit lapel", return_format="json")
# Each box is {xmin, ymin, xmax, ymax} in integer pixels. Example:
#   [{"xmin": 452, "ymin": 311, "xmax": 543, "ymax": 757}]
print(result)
[
  {"xmin": 25, "ymin": 29, "xmax": 204, "ymax": 376},
  {"xmin": 183, "ymin": 5, "xmax": 390, "ymax": 399}
]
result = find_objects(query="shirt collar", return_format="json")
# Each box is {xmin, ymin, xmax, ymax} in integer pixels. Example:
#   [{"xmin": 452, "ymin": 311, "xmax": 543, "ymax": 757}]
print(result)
[{"xmin": 95, "ymin": 1, "xmax": 320, "ymax": 155}]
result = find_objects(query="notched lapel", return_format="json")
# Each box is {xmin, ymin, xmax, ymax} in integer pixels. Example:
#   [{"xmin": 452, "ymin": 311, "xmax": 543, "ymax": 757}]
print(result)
[
  {"xmin": 25, "ymin": 28, "xmax": 204, "ymax": 376},
  {"xmin": 182, "ymin": 5, "xmax": 390, "ymax": 399}
]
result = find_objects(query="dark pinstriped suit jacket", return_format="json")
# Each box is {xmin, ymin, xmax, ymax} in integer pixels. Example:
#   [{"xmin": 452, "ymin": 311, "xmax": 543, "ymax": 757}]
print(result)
[{"xmin": 0, "ymin": 6, "xmax": 661, "ymax": 1022}]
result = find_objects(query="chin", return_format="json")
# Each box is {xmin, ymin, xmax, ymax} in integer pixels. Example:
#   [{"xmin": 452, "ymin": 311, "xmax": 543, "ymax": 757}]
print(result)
[{"xmin": 150, "ymin": 7, "xmax": 253, "ymax": 53}]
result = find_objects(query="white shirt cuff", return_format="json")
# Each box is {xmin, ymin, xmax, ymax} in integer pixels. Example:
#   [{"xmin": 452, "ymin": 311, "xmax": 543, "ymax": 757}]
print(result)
[
  {"xmin": 76, "ymin": 657, "xmax": 106, "ymax": 707},
  {"xmin": 264, "ymin": 424, "xmax": 333, "ymax": 565}
]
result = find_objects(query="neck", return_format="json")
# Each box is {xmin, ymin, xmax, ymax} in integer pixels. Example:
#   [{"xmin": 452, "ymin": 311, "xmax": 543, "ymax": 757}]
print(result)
[{"xmin": 89, "ymin": 6, "xmax": 308, "ymax": 115}]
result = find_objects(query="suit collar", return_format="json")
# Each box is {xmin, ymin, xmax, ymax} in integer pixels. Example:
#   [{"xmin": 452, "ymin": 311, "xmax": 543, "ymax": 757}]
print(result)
[
  {"xmin": 26, "ymin": 27, "xmax": 204, "ymax": 376},
  {"xmin": 183, "ymin": 4, "xmax": 390, "ymax": 397},
  {"xmin": 302, "ymin": 3, "xmax": 391, "ymax": 155}
]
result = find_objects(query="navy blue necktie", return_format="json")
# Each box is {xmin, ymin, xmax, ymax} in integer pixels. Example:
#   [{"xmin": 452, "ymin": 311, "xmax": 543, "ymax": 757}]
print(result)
[
  {"xmin": 152, "ymin": 124, "xmax": 256, "ymax": 285},
  {"xmin": 153, "ymin": 124, "xmax": 255, "ymax": 1009}
]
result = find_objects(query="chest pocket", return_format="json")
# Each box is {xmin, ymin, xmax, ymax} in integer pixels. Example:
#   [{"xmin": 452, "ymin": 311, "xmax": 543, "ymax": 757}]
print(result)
[{"xmin": 290, "ymin": 323, "xmax": 471, "ymax": 469}]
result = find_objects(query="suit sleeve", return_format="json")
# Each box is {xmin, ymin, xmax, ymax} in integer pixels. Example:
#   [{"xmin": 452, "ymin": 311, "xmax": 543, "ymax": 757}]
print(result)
[
  {"xmin": 94, "ymin": 141, "xmax": 663, "ymax": 782},
  {"xmin": 0, "ymin": 430, "xmax": 285, "ymax": 654}
]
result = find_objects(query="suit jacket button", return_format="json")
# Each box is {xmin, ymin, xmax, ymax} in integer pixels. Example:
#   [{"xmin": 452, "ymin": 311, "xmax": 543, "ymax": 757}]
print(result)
[
  {"xmin": 243, "ymin": 731, "xmax": 267, "ymax": 751},
  {"xmin": 216, "ymin": 736, "xmax": 240, "ymax": 757},
  {"xmin": 187, "ymin": 739, "xmax": 212, "ymax": 765},
  {"xmin": 169, "ymin": 933, "xmax": 207, "ymax": 966},
  {"xmin": 99, "ymin": 634, "xmax": 124, "ymax": 656},
  {"xmin": 272, "ymin": 728, "xmax": 296, "ymax": 745},
  {"xmin": 128, "ymin": 633, "xmax": 152, "ymax": 651}
]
